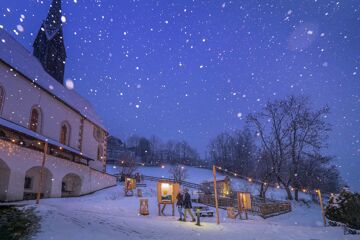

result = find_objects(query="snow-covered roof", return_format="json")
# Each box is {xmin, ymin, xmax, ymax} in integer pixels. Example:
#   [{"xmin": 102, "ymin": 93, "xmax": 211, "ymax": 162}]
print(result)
[
  {"xmin": 0, "ymin": 117, "xmax": 93, "ymax": 161},
  {"xmin": 202, "ymin": 176, "xmax": 230, "ymax": 184},
  {"xmin": 0, "ymin": 29, "xmax": 106, "ymax": 130}
]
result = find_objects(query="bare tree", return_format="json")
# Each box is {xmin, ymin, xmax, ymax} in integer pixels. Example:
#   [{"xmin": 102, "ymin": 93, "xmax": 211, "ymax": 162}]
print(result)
[
  {"xmin": 148, "ymin": 135, "xmax": 162, "ymax": 164},
  {"xmin": 127, "ymin": 134, "xmax": 140, "ymax": 149},
  {"xmin": 169, "ymin": 165, "xmax": 188, "ymax": 182},
  {"xmin": 115, "ymin": 153, "xmax": 138, "ymax": 181},
  {"xmin": 248, "ymin": 95, "xmax": 336, "ymax": 200},
  {"xmin": 298, "ymin": 153, "xmax": 341, "ymax": 194},
  {"xmin": 208, "ymin": 129, "xmax": 256, "ymax": 176},
  {"xmin": 248, "ymin": 100, "xmax": 293, "ymax": 199},
  {"xmin": 285, "ymin": 96, "xmax": 331, "ymax": 200},
  {"xmin": 127, "ymin": 134, "xmax": 201, "ymax": 167},
  {"xmin": 255, "ymin": 149, "xmax": 276, "ymax": 198},
  {"xmin": 208, "ymin": 133, "xmax": 233, "ymax": 168},
  {"xmin": 232, "ymin": 128, "xmax": 256, "ymax": 175}
]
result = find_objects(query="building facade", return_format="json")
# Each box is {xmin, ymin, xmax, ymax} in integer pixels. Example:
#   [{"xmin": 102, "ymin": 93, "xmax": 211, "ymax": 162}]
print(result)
[
  {"xmin": 0, "ymin": 0, "xmax": 116, "ymax": 201},
  {"xmin": 201, "ymin": 176, "xmax": 231, "ymax": 196},
  {"xmin": 106, "ymin": 136, "xmax": 137, "ymax": 166}
]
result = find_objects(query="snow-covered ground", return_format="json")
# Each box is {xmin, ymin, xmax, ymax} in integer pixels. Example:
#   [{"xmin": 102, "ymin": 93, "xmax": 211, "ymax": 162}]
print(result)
[
  {"xmin": 8, "ymin": 165, "xmax": 354, "ymax": 239},
  {"xmin": 19, "ymin": 183, "xmax": 354, "ymax": 240}
]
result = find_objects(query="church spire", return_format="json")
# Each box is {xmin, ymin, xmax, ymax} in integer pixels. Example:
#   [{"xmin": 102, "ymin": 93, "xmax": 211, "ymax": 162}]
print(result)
[
  {"xmin": 33, "ymin": 0, "xmax": 66, "ymax": 85},
  {"xmin": 44, "ymin": 0, "xmax": 63, "ymax": 39}
]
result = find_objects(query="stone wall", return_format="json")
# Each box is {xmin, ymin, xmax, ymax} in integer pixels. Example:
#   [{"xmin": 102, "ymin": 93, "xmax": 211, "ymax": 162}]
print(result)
[{"xmin": 0, "ymin": 140, "xmax": 116, "ymax": 201}]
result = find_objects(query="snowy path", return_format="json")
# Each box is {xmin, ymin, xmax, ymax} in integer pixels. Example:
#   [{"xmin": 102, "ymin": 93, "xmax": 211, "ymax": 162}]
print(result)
[{"xmin": 22, "ymin": 184, "xmax": 356, "ymax": 240}]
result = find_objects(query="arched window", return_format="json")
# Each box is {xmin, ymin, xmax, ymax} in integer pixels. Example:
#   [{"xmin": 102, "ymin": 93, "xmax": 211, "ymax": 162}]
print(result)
[
  {"xmin": 97, "ymin": 144, "xmax": 103, "ymax": 161},
  {"xmin": 93, "ymin": 126, "xmax": 104, "ymax": 142},
  {"xmin": 29, "ymin": 107, "xmax": 42, "ymax": 132},
  {"xmin": 59, "ymin": 122, "xmax": 71, "ymax": 145},
  {"xmin": 0, "ymin": 86, "xmax": 4, "ymax": 114}
]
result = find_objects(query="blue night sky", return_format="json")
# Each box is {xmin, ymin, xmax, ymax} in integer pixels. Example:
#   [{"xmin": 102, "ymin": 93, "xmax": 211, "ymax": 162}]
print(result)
[{"xmin": 0, "ymin": 0, "xmax": 359, "ymax": 190}]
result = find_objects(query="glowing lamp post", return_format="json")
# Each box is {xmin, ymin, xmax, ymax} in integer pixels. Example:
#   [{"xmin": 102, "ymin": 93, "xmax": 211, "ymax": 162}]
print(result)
[
  {"xmin": 212, "ymin": 165, "xmax": 220, "ymax": 225},
  {"xmin": 316, "ymin": 189, "xmax": 326, "ymax": 227}
]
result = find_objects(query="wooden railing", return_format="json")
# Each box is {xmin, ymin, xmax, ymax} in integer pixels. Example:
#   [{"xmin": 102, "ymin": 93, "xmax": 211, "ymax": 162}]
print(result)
[
  {"xmin": 198, "ymin": 193, "xmax": 291, "ymax": 218},
  {"xmin": 141, "ymin": 175, "xmax": 202, "ymax": 189}
]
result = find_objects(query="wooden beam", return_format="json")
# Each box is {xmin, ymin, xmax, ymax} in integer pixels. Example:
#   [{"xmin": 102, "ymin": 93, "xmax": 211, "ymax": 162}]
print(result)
[
  {"xmin": 213, "ymin": 165, "xmax": 220, "ymax": 225},
  {"xmin": 36, "ymin": 142, "xmax": 48, "ymax": 204},
  {"xmin": 317, "ymin": 189, "xmax": 326, "ymax": 227}
]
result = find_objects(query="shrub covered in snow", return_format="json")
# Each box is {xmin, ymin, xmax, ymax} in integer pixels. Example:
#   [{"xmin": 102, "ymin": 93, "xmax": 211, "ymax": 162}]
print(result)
[
  {"xmin": 325, "ymin": 187, "xmax": 360, "ymax": 230},
  {"xmin": 0, "ymin": 206, "xmax": 40, "ymax": 240}
]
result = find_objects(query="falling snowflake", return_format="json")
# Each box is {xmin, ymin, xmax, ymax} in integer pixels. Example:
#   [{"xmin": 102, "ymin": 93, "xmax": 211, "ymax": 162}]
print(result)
[
  {"xmin": 16, "ymin": 25, "xmax": 24, "ymax": 32},
  {"xmin": 65, "ymin": 79, "xmax": 74, "ymax": 90}
]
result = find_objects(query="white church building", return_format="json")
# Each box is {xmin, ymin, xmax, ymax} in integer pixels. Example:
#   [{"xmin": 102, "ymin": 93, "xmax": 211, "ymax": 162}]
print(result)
[{"xmin": 0, "ymin": 0, "xmax": 116, "ymax": 201}]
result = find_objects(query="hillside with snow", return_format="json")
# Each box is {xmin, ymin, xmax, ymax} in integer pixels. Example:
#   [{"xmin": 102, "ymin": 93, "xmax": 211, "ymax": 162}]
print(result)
[{"xmin": 107, "ymin": 165, "xmax": 312, "ymax": 201}]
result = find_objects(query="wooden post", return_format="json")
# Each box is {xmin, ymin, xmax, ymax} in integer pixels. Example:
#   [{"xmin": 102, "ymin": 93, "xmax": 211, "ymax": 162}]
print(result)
[
  {"xmin": 213, "ymin": 165, "xmax": 220, "ymax": 225},
  {"xmin": 172, "ymin": 203, "xmax": 174, "ymax": 216},
  {"xmin": 237, "ymin": 192, "xmax": 243, "ymax": 220},
  {"xmin": 36, "ymin": 142, "xmax": 48, "ymax": 204},
  {"xmin": 317, "ymin": 189, "xmax": 326, "ymax": 226}
]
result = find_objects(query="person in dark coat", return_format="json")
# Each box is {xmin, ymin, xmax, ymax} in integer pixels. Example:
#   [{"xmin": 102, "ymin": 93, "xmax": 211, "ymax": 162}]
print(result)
[
  {"xmin": 176, "ymin": 190, "xmax": 184, "ymax": 221},
  {"xmin": 183, "ymin": 188, "xmax": 195, "ymax": 222}
]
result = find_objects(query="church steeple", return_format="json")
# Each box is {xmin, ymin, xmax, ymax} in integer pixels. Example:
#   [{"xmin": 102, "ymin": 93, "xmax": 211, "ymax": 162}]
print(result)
[{"xmin": 33, "ymin": 0, "xmax": 66, "ymax": 85}]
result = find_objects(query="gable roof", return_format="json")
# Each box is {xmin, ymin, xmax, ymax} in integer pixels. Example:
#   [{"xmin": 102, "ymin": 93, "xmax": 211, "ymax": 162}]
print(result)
[
  {"xmin": 0, "ymin": 29, "xmax": 106, "ymax": 130},
  {"xmin": 202, "ymin": 176, "xmax": 230, "ymax": 184}
]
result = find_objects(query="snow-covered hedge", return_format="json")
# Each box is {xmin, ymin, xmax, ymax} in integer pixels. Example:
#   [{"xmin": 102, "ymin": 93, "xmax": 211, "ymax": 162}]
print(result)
[{"xmin": 325, "ymin": 187, "xmax": 360, "ymax": 231}]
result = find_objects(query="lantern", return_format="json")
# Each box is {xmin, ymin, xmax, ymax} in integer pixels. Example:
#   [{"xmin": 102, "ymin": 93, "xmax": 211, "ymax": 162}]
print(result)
[
  {"xmin": 139, "ymin": 198, "xmax": 149, "ymax": 215},
  {"xmin": 227, "ymin": 207, "xmax": 236, "ymax": 219},
  {"xmin": 137, "ymin": 188, "xmax": 143, "ymax": 197}
]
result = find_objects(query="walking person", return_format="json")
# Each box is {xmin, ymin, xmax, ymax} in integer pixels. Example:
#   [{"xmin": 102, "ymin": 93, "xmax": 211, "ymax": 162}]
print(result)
[
  {"xmin": 183, "ymin": 188, "xmax": 195, "ymax": 222},
  {"xmin": 176, "ymin": 190, "xmax": 184, "ymax": 221}
]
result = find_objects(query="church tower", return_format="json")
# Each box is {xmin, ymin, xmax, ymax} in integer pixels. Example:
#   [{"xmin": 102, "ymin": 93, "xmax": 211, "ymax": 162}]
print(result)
[{"xmin": 33, "ymin": 0, "xmax": 66, "ymax": 85}]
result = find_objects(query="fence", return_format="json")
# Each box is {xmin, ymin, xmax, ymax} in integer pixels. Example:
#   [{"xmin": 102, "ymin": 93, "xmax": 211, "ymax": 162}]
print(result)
[
  {"xmin": 198, "ymin": 193, "xmax": 291, "ymax": 218},
  {"xmin": 141, "ymin": 175, "xmax": 202, "ymax": 189}
]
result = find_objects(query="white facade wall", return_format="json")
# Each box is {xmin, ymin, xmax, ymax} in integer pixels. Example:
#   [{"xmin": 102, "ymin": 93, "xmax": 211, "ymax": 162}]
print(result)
[
  {"xmin": 0, "ymin": 58, "xmax": 115, "ymax": 202},
  {"xmin": 82, "ymin": 119, "xmax": 105, "ymax": 171},
  {"xmin": 0, "ymin": 63, "xmax": 80, "ymax": 150},
  {"xmin": 0, "ymin": 62, "xmax": 107, "ymax": 170}
]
